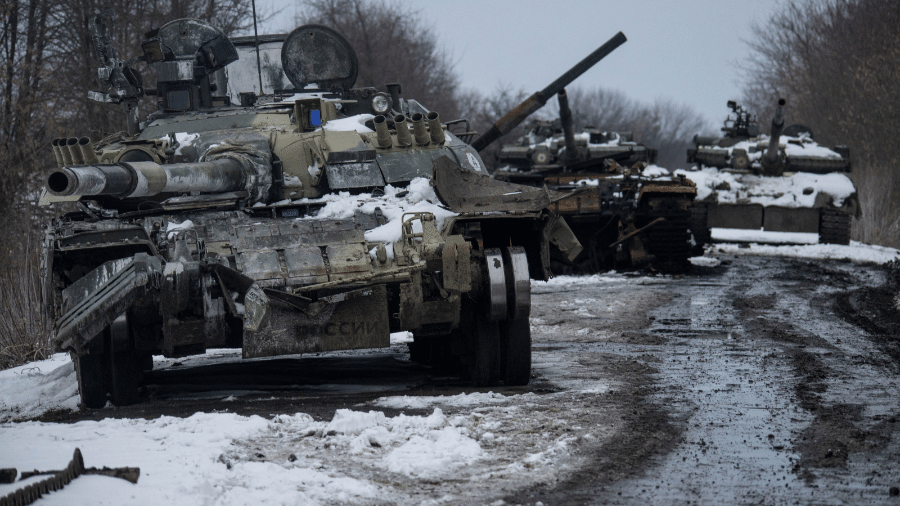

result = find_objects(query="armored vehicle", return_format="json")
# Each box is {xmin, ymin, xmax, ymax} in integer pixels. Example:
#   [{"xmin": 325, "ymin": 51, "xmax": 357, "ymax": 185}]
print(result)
[
  {"xmin": 40, "ymin": 16, "xmax": 587, "ymax": 407},
  {"xmin": 685, "ymin": 100, "xmax": 858, "ymax": 245},
  {"xmin": 491, "ymin": 90, "xmax": 697, "ymax": 273}
]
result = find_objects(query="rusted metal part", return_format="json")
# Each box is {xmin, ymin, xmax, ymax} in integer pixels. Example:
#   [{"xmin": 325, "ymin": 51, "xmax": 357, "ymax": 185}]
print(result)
[
  {"xmin": 432, "ymin": 156, "xmax": 568, "ymax": 213},
  {"xmin": 0, "ymin": 449, "xmax": 139, "ymax": 506},
  {"xmin": 545, "ymin": 214, "xmax": 583, "ymax": 263},
  {"xmin": 609, "ymin": 217, "xmax": 665, "ymax": 249}
]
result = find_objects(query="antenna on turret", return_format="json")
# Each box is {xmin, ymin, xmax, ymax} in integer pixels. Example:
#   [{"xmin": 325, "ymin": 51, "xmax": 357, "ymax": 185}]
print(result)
[{"xmin": 251, "ymin": 0, "xmax": 264, "ymax": 95}]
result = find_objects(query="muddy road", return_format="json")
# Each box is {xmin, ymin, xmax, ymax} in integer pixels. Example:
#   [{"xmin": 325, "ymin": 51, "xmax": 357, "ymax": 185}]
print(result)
[{"xmin": 37, "ymin": 254, "xmax": 900, "ymax": 505}]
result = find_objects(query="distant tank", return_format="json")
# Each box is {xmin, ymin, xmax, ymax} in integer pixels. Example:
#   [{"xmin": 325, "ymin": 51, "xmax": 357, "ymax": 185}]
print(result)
[
  {"xmin": 684, "ymin": 100, "xmax": 858, "ymax": 246},
  {"xmin": 39, "ymin": 15, "xmax": 587, "ymax": 407},
  {"xmin": 491, "ymin": 89, "xmax": 698, "ymax": 273}
]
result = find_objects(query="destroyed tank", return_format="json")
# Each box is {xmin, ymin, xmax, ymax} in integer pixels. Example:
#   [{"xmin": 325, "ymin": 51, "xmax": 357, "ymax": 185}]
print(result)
[
  {"xmin": 490, "ymin": 89, "xmax": 698, "ymax": 273},
  {"xmin": 684, "ymin": 100, "xmax": 858, "ymax": 246},
  {"xmin": 39, "ymin": 16, "xmax": 587, "ymax": 407}
]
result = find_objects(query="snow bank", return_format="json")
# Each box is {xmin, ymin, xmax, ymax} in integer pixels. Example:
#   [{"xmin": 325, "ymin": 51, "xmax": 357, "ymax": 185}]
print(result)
[
  {"xmin": 0, "ymin": 353, "xmax": 78, "ymax": 422},
  {"xmin": 711, "ymin": 228, "xmax": 819, "ymax": 244},
  {"xmin": 0, "ymin": 406, "xmax": 494, "ymax": 503},
  {"xmin": 372, "ymin": 391, "xmax": 524, "ymax": 409},
  {"xmin": 532, "ymin": 272, "xmax": 672, "ymax": 293},
  {"xmin": 677, "ymin": 167, "xmax": 855, "ymax": 208},
  {"xmin": 709, "ymin": 240, "xmax": 899, "ymax": 264}
]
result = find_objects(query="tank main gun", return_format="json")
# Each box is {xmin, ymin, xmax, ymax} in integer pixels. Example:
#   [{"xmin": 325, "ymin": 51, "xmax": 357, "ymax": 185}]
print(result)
[
  {"xmin": 557, "ymin": 90, "xmax": 578, "ymax": 162},
  {"xmin": 470, "ymin": 31, "xmax": 627, "ymax": 152},
  {"xmin": 46, "ymin": 157, "xmax": 268, "ymax": 202},
  {"xmin": 764, "ymin": 98, "xmax": 786, "ymax": 165}
]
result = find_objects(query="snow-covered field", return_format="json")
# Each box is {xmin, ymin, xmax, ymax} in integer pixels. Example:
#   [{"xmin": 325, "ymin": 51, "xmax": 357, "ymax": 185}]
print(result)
[{"xmin": 1, "ymin": 240, "xmax": 897, "ymax": 504}]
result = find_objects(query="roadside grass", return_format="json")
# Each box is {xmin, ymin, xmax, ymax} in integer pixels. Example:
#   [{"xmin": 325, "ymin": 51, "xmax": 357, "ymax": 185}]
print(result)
[{"xmin": 0, "ymin": 218, "xmax": 53, "ymax": 370}]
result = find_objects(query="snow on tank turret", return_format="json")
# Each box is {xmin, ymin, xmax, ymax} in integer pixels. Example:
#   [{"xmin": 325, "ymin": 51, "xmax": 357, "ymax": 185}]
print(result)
[{"xmin": 682, "ymin": 99, "xmax": 858, "ymax": 246}]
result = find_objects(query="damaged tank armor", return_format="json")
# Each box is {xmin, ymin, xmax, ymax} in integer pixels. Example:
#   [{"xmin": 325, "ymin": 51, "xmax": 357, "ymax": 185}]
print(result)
[
  {"xmin": 40, "ymin": 15, "xmax": 586, "ymax": 407},
  {"xmin": 492, "ymin": 90, "xmax": 698, "ymax": 273}
]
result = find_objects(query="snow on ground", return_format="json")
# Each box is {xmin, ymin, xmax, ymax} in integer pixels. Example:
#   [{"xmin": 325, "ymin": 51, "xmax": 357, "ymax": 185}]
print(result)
[
  {"xmin": 0, "ymin": 354, "xmax": 78, "ymax": 422},
  {"xmin": 711, "ymin": 228, "xmax": 819, "ymax": 244},
  {"xmin": 708, "ymin": 240, "xmax": 900, "ymax": 264},
  {"xmin": 1, "ymin": 372, "xmax": 600, "ymax": 505}
]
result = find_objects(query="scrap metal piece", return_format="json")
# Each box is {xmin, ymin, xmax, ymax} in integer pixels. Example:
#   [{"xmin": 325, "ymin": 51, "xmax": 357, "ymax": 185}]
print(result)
[
  {"xmin": 0, "ymin": 448, "xmax": 139, "ymax": 506},
  {"xmin": 243, "ymin": 284, "xmax": 269, "ymax": 331},
  {"xmin": 432, "ymin": 156, "xmax": 569, "ymax": 213}
]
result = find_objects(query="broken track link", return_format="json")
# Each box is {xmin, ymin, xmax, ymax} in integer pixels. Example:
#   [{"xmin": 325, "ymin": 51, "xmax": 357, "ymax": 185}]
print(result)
[{"xmin": 0, "ymin": 448, "xmax": 139, "ymax": 506}]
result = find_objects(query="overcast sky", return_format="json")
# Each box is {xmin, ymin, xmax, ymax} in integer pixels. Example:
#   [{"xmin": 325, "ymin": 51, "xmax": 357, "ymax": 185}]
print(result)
[{"xmin": 250, "ymin": 0, "xmax": 784, "ymax": 132}]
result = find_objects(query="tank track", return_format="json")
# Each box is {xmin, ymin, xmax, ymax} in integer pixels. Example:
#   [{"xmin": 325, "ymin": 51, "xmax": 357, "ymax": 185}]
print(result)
[
  {"xmin": 819, "ymin": 208, "xmax": 852, "ymax": 245},
  {"xmin": 0, "ymin": 449, "xmax": 140, "ymax": 506},
  {"xmin": 640, "ymin": 197, "xmax": 693, "ymax": 273},
  {"xmin": 0, "ymin": 450, "xmax": 84, "ymax": 506}
]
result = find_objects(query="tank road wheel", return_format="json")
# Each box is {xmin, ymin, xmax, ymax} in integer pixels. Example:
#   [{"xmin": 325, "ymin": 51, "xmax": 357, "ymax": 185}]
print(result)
[
  {"xmin": 819, "ymin": 207, "xmax": 851, "ymax": 245},
  {"xmin": 469, "ymin": 248, "xmax": 508, "ymax": 387},
  {"xmin": 107, "ymin": 314, "xmax": 140, "ymax": 406},
  {"xmin": 471, "ymin": 313, "xmax": 501, "ymax": 387},
  {"xmin": 500, "ymin": 247, "xmax": 532, "ymax": 386},
  {"xmin": 73, "ymin": 350, "xmax": 107, "ymax": 409}
]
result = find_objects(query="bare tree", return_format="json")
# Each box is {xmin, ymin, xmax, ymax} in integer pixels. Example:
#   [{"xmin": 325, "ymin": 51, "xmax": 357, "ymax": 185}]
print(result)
[
  {"xmin": 296, "ymin": 0, "xmax": 461, "ymax": 119},
  {"xmin": 740, "ymin": 0, "xmax": 900, "ymax": 247}
]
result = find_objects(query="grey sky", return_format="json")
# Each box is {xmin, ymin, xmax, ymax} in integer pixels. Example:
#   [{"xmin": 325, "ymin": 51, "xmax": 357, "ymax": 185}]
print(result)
[{"xmin": 250, "ymin": 0, "xmax": 784, "ymax": 132}]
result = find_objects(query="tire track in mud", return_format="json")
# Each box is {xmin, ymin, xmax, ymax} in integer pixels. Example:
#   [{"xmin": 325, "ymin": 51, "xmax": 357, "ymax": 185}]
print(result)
[{"xmin": 733, "ymin": 273, "xmax": 890, "ymax": 484}]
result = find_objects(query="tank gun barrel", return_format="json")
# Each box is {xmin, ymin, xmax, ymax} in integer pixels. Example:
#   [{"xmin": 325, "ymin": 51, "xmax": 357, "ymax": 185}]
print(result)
[
  {"xmin": 557, "ymin": 90, "xmax": 577, "ymax": 161},
  {"xmin": 470, "ymin": 31, "xmax": 627, "ymax": 152},
  {"xmin": 765, "ymin": 98, "xmax": 786, "ymax": 164},
  {"xmin": 46, "ymin": 158, "xmax": 251, "ymax": 199}
]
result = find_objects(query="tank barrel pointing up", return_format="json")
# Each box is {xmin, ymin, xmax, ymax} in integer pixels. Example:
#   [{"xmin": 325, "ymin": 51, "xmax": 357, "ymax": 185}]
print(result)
[
  {"xmin": 557, "ymin": 90, "xmax": 578, "ymax": 161},
  {"xmin": 765, "ymin": 98, "xmax": 786, "ymax": 164},
  {"xmin": 470, "ymin": 31, "xmax": 627, "ymax": 152}
]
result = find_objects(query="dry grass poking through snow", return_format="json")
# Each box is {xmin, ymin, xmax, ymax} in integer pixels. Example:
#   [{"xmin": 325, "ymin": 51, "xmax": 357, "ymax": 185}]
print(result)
[
  {"xmin": 852, "ymin": 165, "xmax": 900, "ymax": 250},
  {"xmin": 0, "ymin": 227, "xmax": 52, "ymax": 370}
]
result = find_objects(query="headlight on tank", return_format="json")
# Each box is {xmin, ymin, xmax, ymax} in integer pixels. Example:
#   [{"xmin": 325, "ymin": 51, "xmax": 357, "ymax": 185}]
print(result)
[{"xmin": 371, "ymin": 93, "xmax": 392, "ymax": 115}]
